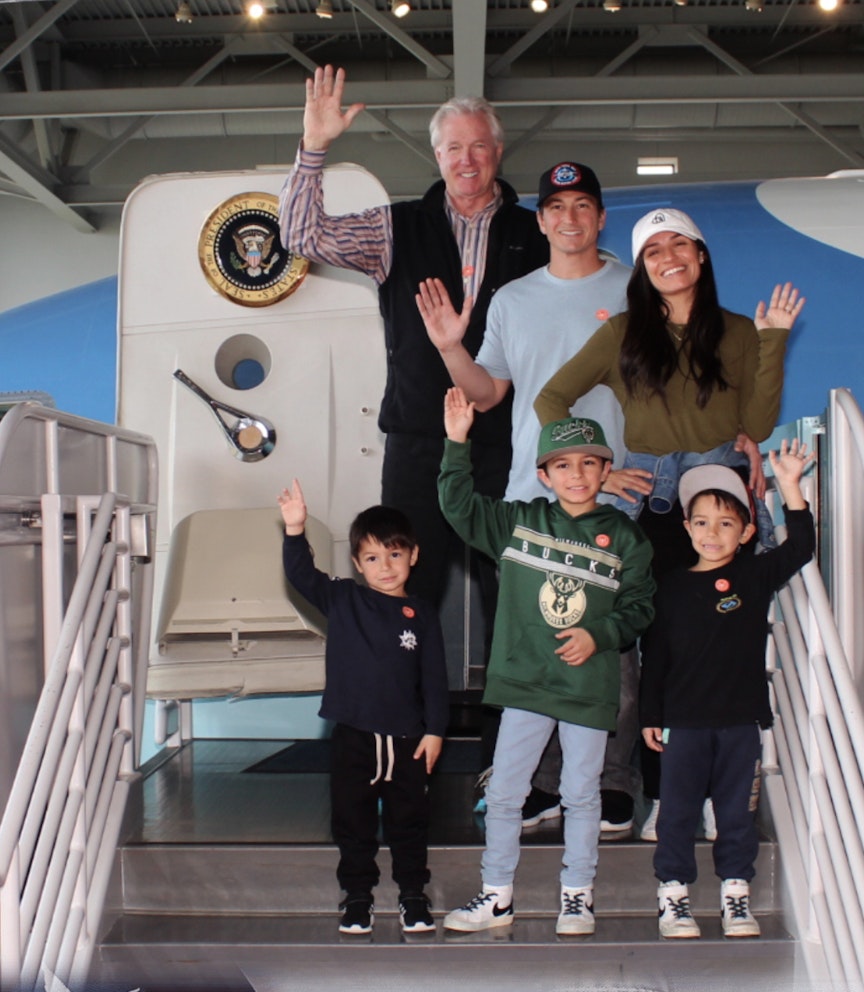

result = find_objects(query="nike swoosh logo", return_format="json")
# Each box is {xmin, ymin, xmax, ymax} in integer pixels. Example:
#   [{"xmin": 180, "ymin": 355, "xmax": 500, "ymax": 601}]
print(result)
[{"xmin": 493, "ymin": 902, "xmax": 513, "ymax": 916}]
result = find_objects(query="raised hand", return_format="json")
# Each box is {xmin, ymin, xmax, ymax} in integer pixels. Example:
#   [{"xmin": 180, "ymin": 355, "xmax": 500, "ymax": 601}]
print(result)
[
  {"xmin": 278, "ymin": 478, "xmax": 308, "ymax": 534},
  {"xmin": 444, "ymin": 386, "xmax": 475, "ymax": 443},
  {"xmin": 303, "ymin": 65, "xmax": 366, "ymax": 153},
  {"xmin": 768, "ymin": 438, "xmax": 814, "ymax": 487},
  {"xmin": 754, "ymin": 282, "xmax": 805, "ymax": 331},
  {"xmin": 416, "ymin": 278, "xmax": 473, "ymax": 353}
]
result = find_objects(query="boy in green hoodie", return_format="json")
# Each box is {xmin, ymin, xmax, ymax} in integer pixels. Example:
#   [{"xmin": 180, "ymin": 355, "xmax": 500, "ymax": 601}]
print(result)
[{"xmin": 438, "ymin": 386, "xmax": 654, "ymax": 935}]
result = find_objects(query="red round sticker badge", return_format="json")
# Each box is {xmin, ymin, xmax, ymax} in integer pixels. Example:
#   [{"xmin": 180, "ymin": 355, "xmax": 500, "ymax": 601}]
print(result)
[
  {"xmin": 402, "ymin": 606, "xmax": 416, "ymax": 618},
  {"xmin": 715, "ymin": 578, "xmax": 730, "ymax": 593},
  {"xmin": 462, "ymin": 265, "xmax": 475, "ymax": 279},
  {"xmin": 596, "ymin": 533, "xmax": 610, "ymax": 548},
  {"xmin": 595, "ymin": 309, "xmax": 610, "ymax": 321}
]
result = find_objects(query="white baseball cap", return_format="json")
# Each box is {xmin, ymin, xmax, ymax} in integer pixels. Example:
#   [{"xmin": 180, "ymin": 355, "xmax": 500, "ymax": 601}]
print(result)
[{"xmin": 631, "ymin": 207, "xmax": 705, "ymax": 262}]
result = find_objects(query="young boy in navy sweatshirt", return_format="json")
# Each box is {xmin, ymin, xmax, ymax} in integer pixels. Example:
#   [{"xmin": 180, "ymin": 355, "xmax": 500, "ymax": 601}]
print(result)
[{"xmin": 279, "ymin": 481, "xmax": 449, "ymax": 935}]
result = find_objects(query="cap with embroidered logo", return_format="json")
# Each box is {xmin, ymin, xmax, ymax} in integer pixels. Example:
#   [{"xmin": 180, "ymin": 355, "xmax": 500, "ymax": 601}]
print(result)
[
  {"xmin": 537, "ymin": 162, "xmax": 603, "ymax": 210},
  {"xmin": 537, "ymin": 417, "xmax": 614, "ymax": 468},
  {"xmin": 631, "ymin": 207, "xmax": 705, "ymax": 263}
]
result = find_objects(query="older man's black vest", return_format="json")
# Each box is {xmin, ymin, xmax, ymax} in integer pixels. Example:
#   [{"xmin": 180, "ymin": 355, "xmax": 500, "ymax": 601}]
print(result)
[{"xmin": 378, "ymin": 178, "xmax": 549, "ymax": 446}]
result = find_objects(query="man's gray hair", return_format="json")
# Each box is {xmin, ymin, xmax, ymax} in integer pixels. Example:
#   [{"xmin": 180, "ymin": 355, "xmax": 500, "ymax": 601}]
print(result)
[{"xmin": 429, "ymin": 96, "xmax": 505, "ymax": 150}]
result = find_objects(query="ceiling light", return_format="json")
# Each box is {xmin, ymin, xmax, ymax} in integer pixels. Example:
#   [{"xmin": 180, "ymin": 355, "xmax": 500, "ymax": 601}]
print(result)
[
  {"xmin": 390, "ymin": 0, "xmax": 410, "ymax": 15},
  {"xmin": 744, "ymin": 0, "xmax": 763, "ymax": 10},
  {"xmin": 316, "ymin": 0, "xmax": 333, "ymax": 16},
  {"xmin": 175, "ymin": 0, "xmax": 193, "ymax": 22},
  {"xmin": 673, "ymin": 0, "xmax": 688, "ymax": 6},
  {"xmin": 246, "ymin": 0, "xmax": 266, "ymax": 19},
  {"xmin": 637, "ymin": 156, "xmax": 679, "ymax": 176},
  {"xmin": 818, "ymin": 0, "xmax": 839, "ymax": 10},
  {"xmin": 603, "ymin": 0, "xmax": 622, "ymax": 11},
  {"xmin": 530, "ymin": 0, "xmax": 550, "ymax": 11}
]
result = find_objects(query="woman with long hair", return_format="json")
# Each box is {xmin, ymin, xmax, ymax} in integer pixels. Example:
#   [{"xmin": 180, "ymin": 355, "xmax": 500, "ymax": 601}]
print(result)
[{"xmin": 535, "ymin": 207, "xmax": 804, "ymax": 530}]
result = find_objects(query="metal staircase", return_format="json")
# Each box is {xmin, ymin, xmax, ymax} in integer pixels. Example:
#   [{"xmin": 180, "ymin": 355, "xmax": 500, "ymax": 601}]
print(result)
[
  {"xmin": 2, "ymin": 390, "xmax": 864, "ymax": 992},
  {"xmin": 90, "ymin": 739, "xmax": 794, "ymax": 992}
]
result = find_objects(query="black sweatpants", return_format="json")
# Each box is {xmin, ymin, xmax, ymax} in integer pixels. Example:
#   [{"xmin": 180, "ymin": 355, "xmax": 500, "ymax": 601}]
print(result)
[
  {"xmin": 654, "ymin": 724, "xmax": 762, "ymax": 885},
  {"xmin": 330, "ymin": 723, "xmax": 431, "ymax": 897}
]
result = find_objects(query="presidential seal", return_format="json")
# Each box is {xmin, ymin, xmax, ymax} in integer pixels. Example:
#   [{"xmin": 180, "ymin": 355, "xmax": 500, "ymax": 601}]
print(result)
[
  {"xmin": 539, "ymin": 573, "xmax": 587, "ymax": 628},
  {"xmin": 198, "ymin": 193, "xmax": 308, "ymax": 307}
]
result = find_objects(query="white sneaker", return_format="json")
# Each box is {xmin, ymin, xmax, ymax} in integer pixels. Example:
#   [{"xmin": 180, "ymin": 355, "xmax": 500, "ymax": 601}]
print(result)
[
  {"xmin": 721, "ymin": 879, "xmax": 760, "ymax": 938},
  {"xmin": 443, "ymin": 884, "xmax": 514, "ymax": 932},
  {"xmin": 556, "ymin": 885, "xmax": 595, "ymax": 935},
  {"xmin": 640, "ymin": 799, "xmax": 660, "ymax": 842},
  {"xmin": 658, "ymin": 881, "xmax": 701, "ymax": 939},
  {"xmin": 702, "ymin": 798, "xmax": 718, "ymax": 841}
]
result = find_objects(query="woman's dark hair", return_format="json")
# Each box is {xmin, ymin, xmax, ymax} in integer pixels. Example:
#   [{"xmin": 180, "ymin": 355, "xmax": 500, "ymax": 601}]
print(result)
[
  {"xmin": 349, "ymin": 505, "xmax": 417, "ymax": 559},
  {"xmin": 620, "ymin": 241, "xmax": 728, "ymax": 409}
]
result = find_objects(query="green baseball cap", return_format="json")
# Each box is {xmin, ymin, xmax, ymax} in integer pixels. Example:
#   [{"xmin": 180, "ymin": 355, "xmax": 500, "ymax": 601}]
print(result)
[{"xmin": 536, "ymin": 417, "xmax": 614, "ymax": 468}]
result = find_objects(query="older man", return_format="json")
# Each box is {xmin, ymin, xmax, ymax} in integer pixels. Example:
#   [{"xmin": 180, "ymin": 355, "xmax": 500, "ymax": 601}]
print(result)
[{"xmin": 279, "ymin": 65, "xmax": 549, "ymax": 605}]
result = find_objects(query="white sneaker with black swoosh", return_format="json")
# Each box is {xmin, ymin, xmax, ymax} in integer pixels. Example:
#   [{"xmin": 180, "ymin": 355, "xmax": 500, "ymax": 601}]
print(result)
[{"xmin": 443, "ymin": 884, "xmax": 514, "ymax": 931}]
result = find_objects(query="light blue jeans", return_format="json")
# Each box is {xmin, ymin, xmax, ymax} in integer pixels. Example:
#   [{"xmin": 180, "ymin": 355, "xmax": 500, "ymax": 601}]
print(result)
[
  {"xmin": 614, "ymin": 442, "xmax": 777, "ymax": 548},
  {"xmin": 482, "ymin": 707, "xmax": 607, "ymax": 889}
]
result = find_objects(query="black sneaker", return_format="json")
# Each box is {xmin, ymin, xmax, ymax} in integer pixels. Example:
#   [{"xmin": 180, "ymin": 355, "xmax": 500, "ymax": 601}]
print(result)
[
  {"xmin": 399, "ymin": 892, "xmax": 435, "ymax": 933},
  {"xmin": 338, "ymin": 894, "xmax": 374, "ymax": 934},
  {"xmin": 600, "ymin": 789, "xmax": 634, "ymax": 833},
  {"xmin": 522, "ymin": 786, "xmax": 562, "ymax": 828}
]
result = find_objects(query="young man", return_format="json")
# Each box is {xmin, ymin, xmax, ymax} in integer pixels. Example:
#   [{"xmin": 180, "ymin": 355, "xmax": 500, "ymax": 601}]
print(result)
[
  {"xmin": 640, "ymin": 440, "xmax": 815, "ymax": 939},
  {"xmin": 418, "ymin": 162, "xmax": 653, "ymax": 832},
  {"xmin": 438, "ymin": 388, "xmax": 655, "ymax": 934},
  {"xmin": 279, "ymin": 481, "xmax": 449, "ymax": 935}
]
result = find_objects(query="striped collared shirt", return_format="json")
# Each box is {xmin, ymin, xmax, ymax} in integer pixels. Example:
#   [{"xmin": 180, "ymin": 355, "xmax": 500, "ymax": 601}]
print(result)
[
  {"xmin": 279, "ymin": 144, "xmax": 501, "ymax": 295},
  {"xmin": 444, "ymin": 185, "xmax": 503, "ymax": 301}
]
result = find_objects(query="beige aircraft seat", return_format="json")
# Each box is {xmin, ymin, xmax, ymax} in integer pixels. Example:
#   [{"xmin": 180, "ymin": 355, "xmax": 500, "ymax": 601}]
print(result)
[{"xmin": 147, "ymin": 507, "xmax": 331, "ymax": 699}]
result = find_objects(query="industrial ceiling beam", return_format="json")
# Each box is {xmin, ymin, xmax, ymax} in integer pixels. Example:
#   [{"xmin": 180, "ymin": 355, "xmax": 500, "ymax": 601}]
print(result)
[
  {"xmin": 0, "ymin": 131, "xmax": 93, "ymax": 232},
  {"xmin": 452, "ymin": 0, "xmax": 487, "ymax": 98},
  {"xmin": 343, "ymin": 0, "xmax": 451, "ymax": 79},
  {"xmin": 0, "ymin": 0, "xmax": 80, "ymax": 74},
  {"xmin": 2, "ymin": 74, "xmax": 863, "ymax": 122}
]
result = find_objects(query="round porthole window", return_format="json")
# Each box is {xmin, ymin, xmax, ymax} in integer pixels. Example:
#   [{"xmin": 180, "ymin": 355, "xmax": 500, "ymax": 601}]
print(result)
[{"xmin": 215, "ymin": 334, "xmax": 272, "ymax": 391}]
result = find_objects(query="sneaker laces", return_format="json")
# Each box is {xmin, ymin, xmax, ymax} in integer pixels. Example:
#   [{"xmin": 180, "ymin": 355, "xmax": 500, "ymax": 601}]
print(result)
[
  {"xmin": 562, "ymin": 891, "xmax": 588, "ymax": 915},
  {"xmin": 665, "ymin": 893, "xmax": 694, "ymax": 920},
  {"xmin": 724, "ymin": 894, "xmax": 751, "ymax": 919},
  {"xmin": 462, "ymin": 891, "xmax": 497, "ymax": 912}
]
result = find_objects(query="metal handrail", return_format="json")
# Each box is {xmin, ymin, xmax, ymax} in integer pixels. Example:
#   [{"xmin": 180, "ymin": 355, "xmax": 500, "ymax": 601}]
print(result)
[
  {"xmin": 765, "ymin": 387, "xmax": 864, "ymax": 989},
  {"xmin": 0, "ymin": 404, "xmax": 156, "ymax": 992}
]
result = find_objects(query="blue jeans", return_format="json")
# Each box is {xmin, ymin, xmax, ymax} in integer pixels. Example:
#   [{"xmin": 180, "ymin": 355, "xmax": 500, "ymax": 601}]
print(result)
[
  {"xmin": 614, "ymin": 443, "xmax": 777, "ymax": 548},
  {"xmin": 482, "ymin": 707, "xmax": 607, "ymax": 889}
]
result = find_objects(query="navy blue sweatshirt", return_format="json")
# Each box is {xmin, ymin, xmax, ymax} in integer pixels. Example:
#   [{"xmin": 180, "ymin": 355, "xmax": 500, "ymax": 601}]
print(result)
[{"xmin": 282, "ymin": 533, "xmax": 449, "ymax": 738}]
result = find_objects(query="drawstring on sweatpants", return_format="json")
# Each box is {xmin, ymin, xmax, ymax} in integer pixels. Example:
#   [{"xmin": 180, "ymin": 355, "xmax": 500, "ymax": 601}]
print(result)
[{"xmin": 369, "ymin": 732, "xmax": 396, "ymax": 785}]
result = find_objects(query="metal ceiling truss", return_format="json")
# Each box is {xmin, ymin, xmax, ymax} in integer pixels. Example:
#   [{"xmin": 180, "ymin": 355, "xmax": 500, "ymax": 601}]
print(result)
[{"xmin": 1, "ymin": 0, "xmax": 863, "ymax": 230}]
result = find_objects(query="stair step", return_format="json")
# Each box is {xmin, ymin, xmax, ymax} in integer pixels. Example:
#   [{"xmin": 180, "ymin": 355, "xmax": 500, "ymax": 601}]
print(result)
[
  {"xmin": 117, "ymin": 839, "xmax": 780, "ymax": 915},
  {"xmin": 93, "ymin": 911, "xmax": 795, "ymax": 992}
]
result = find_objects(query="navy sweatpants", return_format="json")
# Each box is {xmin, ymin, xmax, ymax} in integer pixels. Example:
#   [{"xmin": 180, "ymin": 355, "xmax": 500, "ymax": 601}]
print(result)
[{"xmin": 654, "ymin": 724, "xmax": 762, "ymax": 885}]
